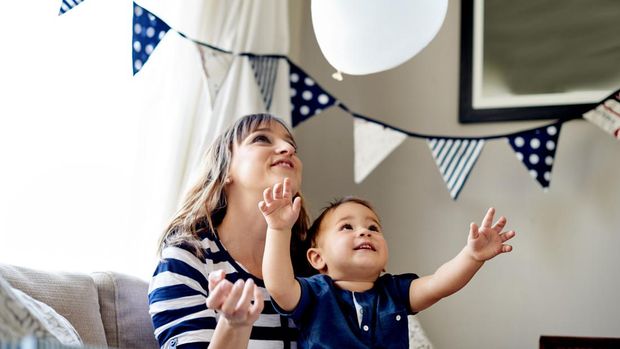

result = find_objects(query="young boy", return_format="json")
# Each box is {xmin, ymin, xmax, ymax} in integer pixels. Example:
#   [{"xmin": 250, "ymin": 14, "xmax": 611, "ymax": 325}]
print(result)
[{"xmin": 260, "ymin": 178, "xmax": 515, "ymax": 348}]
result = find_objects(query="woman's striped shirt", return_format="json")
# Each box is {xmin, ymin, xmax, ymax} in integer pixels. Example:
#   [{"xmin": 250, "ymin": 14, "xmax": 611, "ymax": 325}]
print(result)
[{"xmin": 148, "ymin": 231, "xmax": 298, "ymax": 349}]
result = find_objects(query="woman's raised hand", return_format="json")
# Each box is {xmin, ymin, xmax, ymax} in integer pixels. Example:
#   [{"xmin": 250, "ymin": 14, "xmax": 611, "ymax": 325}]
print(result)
[
  {"xmin": 258, "ymin": 177, "xmax": 302, "ymax": 231},
  {"xmin": 205, "ymin": 270, "xmax": 264, "ymax": 328},
  {"xmin": 467, "ymin": 207, "xmax": 516, "ymax": 262}
]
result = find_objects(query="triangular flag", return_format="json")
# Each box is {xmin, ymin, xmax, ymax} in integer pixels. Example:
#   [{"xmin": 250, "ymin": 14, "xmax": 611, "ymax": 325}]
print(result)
[
  {"xmin": 583, "ymin": 89, "xmax": 620, "ymax": 140},
  {"xmin": 288, "ymin": 61, "xmax": 336, "ymax": 127},
  {"xmin": 249, "ymin": 56, "xmax": 279, "ymax": 111},
  {"xmin": 59, "ymin": 0, "xmax": 84, "ymax": 15},
  {"xmin": 507, "ymin": 123, "xmax": 561, "ymax": 189},
  {"xmin": 197, "ymin": 45, "xmax": 234, "ymax": 108},
  {"xmin": 427, "ymin": 138, "xmax": 485, "ymax": 200},
  {"xmin": 354, "ymin": 117, "xmax": 407, "ymax": 183},
  {"xmin": 132, "ymin": 2, "xmax": 170, "ymax": 75}
]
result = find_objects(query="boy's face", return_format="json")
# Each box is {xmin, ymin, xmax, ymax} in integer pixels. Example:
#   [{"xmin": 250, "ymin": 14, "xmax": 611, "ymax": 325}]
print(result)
[{"xmin": 308, "ymin": 202, "xmax": 388, "ymax": 282}]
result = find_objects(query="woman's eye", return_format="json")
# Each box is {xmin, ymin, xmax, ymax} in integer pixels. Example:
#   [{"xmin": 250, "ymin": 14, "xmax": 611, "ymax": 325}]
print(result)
[
  {"xmin": 339, "ymin": 224, "xmax": 353, "ymax": 231},
  {"xmin": 252, "ymin": 134, "xmax": 270, "ymax": 143}
]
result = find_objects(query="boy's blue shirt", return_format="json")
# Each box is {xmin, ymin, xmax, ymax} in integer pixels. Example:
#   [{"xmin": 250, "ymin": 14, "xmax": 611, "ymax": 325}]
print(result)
[{"xmin": 272, "ymin": 273, "xmax": 419, "ymax": 349}]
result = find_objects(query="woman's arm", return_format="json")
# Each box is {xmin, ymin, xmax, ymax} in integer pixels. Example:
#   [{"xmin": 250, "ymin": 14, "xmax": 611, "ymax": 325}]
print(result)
[
  {"xmin": 259, "ymin": 179, "xmax": 302, "ymax": 312},
  {"xmin": 409, "ymin": 208, "xmax": 515, "ymax": 312}
]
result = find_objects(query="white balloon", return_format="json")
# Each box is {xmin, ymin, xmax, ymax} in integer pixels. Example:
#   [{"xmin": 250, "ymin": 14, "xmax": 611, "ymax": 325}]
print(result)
[{"xmin": 311, "ymin": 0, "xmax": 448, "ymax": 75}]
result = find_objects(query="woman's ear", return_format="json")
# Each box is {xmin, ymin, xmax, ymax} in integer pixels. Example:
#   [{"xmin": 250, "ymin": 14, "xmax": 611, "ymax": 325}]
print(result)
[{"xmin": 307, "ymin": 247, "xmax": 326, "ymax": 272}]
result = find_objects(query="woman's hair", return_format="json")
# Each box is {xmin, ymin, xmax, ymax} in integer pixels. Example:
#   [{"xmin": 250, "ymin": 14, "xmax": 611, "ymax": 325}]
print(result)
[
  {"xmin": 157, "ymin": 113, "xmax": 313, "ymax": 276},
  {"xmin": 306, "ymin": 196, "xmax": 377, "ymax": 247}
]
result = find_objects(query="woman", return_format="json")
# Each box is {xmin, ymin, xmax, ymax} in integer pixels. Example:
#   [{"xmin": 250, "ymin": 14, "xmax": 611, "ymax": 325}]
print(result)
[{"xmin": 149, "ymin": 113, "xmax": 313, "ymax": 349}]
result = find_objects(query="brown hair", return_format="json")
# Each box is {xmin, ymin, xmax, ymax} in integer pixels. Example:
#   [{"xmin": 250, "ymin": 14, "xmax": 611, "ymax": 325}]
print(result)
[
  {"xmin": 306, "ymin": 196, "xmax": 377, "ymax": 247},
  {"xmin": 157, "ymin": 113, "xmax": 313, "ymax": 276}
]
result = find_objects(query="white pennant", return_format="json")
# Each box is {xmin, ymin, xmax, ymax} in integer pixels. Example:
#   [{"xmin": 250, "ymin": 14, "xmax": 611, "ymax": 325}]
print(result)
[
  {"xmin": 354, "ymin": 118, "xmax": 407, "ymax": 183},
  {"xmin": 427, "ymin": 138, "xmax": 485, "ymax": 200},
  {"xmin": 197, "ymin": 45, "xmax": 234, "ymax": 108}
]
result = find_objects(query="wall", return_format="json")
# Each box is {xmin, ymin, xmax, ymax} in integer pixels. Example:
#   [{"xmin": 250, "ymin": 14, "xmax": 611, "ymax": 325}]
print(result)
[{"xmin": 290, "ymin": 1, "xmax": 620, "ymax": 348}]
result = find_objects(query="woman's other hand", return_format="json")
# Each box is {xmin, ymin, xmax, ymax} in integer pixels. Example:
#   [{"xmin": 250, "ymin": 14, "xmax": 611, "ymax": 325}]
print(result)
[{"xmin": 206, "ymin": 270, "xmax": 264, "ymax": 328}]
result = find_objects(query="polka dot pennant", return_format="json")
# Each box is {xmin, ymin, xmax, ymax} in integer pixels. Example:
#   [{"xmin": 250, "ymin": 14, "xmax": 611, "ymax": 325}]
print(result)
[
  {"xmin": 507, "ymin": 123, "xmax": 562, "ymax": 189},
  {"xmin": 132, "ymin": 2, "xmax": 170, "ymax": 75},
  {"xmin": 288, "ymin": 61, "xmax": 336, "ymax": 127},
  {"xmin": 59, "ymin": 0, "xmax": 84, "ymax": 15}
]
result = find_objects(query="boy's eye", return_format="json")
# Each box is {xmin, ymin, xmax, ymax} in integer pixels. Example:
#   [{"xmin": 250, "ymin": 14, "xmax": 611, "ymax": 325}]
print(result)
[
  {"xmin": 368, "ymin": 225, "xmax": 380, "ymax": 232},
  {"xmin": 339, "ymin": 223, "xmax": 353, "ymax": 231}
]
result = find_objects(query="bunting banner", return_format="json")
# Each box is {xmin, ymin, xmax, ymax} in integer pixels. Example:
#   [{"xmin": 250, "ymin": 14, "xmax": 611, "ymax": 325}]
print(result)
[
  {"xmin": 249, "ymin": 56, "xmax": 280, "ymax": 111},
  {"xmin": 60, "ymin": 3, "xmax": 619, "ymax": 199},
  {"xmin": 197, "ymin": 45, "xmax": 234, "ymax": 108},
  {"xmin": 583, "ymin": 91, "xmax": 620, "ymax": 140},
  {"xmin": 507, "ymin": 123, "xmax": 561, "ymax": 189},
  {"xmin": 59, "ymin": 0, "xmax": 84, "ymax": 15},
  {"xmin": 288, "ymin": 61, "xmax": 337, "ymax": 127},
  {"xmin": 132, "ymin": 2, "xmax": 170, "ymax": 75},
  {"xmin": 354, "ymin": 117, "xmax": 407, "ymax": 183},
  {"xmin": 427, "ymin": 138, "xmax": 485, "ymax": 200}
]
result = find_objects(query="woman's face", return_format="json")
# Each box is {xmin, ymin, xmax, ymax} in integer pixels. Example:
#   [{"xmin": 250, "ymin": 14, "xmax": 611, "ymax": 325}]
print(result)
[{"xmin": 228, "ymin": 121, "xmax": 303, "ymax": 195}]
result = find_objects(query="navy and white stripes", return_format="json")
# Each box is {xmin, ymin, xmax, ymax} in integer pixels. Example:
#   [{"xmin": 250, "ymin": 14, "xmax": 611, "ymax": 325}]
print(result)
[
  {"xmin": 250, "ymin": 57, "xmax": 280, "ymax": 111},
  {"xmin": 149, "ymin": 232, "xmax": 297, "ymax": 348},
  {"xmin": 427, "ymin": 138, "xmax": 485, "ymax": 200},
  {"xmin": 58, "ymin": 0, "xmax": 84, "ymax": 15}
]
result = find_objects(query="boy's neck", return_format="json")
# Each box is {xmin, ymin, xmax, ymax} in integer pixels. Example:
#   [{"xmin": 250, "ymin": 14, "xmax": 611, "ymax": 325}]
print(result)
[{"xmin": 333, "ymin": 279, "xmax": 376, "ymax": 293}]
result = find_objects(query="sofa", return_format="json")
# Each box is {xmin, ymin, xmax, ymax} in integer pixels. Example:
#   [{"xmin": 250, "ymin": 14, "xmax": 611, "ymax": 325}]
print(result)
[{"xmin": 0, "ymin": 263, "xmax": 159, "ymax": 349}]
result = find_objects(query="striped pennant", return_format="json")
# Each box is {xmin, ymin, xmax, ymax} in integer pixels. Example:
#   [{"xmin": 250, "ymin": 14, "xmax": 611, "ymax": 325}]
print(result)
[
  {"xmin": 288, "ymin": 61, "xmax": 336, "ymax": 127},
  {"xmin": 583, "ymin": 89, "xmax": 620, "ymax": 140},
  {"xmin": 197, "ymin": 45, "xmax": 234, "ymax": 108},
  {"xmin": 507, "ymin": 124, "xmax": 561, "ymax": 189},
  {"xmin": 427, "ymin": 138, "xmax": 485, "ymax": 200},
  {"xmin": 132, "ymin": 2, "xmax": 170, "ymax": 75},
  {"xmin": 354, "ymin": 117, "xmax": 407, "ymax": 183},
  {"xmin": 249, "ymin": 56, "xmax": 279, "ymax": 111},
  {"xmin": 58, "ymin": 0, "xmax": 84, "ymax": 15}
]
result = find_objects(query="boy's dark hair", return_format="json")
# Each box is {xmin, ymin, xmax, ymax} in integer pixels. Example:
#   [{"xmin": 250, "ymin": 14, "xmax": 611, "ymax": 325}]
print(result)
[{"xmin": 306, "ymin": 196, "xmax": 377, "ymax": 247}]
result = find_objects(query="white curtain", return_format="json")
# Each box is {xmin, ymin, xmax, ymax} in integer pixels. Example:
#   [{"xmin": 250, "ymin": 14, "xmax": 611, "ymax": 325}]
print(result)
[{"xmin": 0, "ymin": 0, "xmax": 290, "ymax": 279}]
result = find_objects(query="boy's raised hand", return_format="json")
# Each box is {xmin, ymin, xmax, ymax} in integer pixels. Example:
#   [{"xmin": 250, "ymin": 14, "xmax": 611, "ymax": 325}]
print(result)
[
  {"xmin": 258, "ymin": 177, "xmax": 301, "ymax": 231},
  {"xmin": 467, "ymin": 207, "xmax": 516, "ymax": 262}
]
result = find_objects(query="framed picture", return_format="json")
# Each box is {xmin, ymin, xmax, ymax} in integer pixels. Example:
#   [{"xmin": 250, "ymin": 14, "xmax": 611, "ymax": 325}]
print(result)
[{"xmin": 459, "ymin": 0, "xmax": 620, "ymax": 123}]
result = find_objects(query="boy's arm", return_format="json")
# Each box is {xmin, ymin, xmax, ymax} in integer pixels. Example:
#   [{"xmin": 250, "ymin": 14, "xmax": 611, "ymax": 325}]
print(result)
[
  {"xmin": 263, "ymin": 226, "xmax": 302, "ymax": 312},
  {"xmin": 409, "ymin": 207, "xmax": 515, "ymax": 312},
  {"xmin": 259, "ymin": 178, "xmax": 302, "ymax": 312}
]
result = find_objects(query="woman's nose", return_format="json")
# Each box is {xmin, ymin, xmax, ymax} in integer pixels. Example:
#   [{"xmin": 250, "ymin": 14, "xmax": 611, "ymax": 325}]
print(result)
[{"xmin": 276, "ymin": 140, "xmax": 296, "ymax": 155}]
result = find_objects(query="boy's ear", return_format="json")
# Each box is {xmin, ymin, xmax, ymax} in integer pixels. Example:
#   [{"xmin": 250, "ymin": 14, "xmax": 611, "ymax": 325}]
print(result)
[{"xmin": 307, "ymin": 247, "xmax": 326, "ymax": 272}]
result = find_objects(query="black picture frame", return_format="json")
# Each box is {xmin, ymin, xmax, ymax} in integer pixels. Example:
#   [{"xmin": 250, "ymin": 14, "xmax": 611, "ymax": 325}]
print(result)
[{"xmin": 458, "ymin": 0, "xmax": 618, "ymax": 123}]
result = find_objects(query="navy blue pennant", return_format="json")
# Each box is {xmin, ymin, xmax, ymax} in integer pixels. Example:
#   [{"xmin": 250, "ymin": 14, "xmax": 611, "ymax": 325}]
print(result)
[
  {"xmin": 507, "ymin": 123, "xmax": 562, "ymax": 189},
  {"xmin": 59, "ymin": 0, "xmax": 84, "ymax": 15},
  {"xmin": 132, "ymin": 2, "xmax": 171, "ymax": 75},
  {"xmin": 288, "ymin": 61, "xmax": 336, "ymax": 127}
]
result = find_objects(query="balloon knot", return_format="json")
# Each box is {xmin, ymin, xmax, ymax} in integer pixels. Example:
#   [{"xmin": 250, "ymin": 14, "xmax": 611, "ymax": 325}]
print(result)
[{"xmin": 332, "ymin": 70, "xmax": 343, "ymax": 81}]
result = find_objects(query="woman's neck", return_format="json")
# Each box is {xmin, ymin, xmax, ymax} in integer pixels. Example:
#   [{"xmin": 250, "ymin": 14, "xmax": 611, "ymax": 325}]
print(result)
[{"xmin": 217, "ymin": 196, "xmax": 267, "ymax": 278}]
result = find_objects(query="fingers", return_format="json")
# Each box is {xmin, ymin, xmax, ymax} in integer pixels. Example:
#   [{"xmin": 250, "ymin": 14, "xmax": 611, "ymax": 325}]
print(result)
[
  {"xmin": 292, "ymin": 196, "xmax": 302, "ymax": 216},
  {"xmin": 272, "ymin": 181, "xmax": 283, "ymax": 200},
  {"xmin": 249, "ymin": 283, "xmax": 265, "ymax": 316},
  {"xmin": 500, "ymin": 230, "xmax": 516, "ymax": 242},
  {"xmin": 469, "ymin": 222, "xmax": 479, "ymax": 239},
  {"xmin": 493, "ymin": 216, "xmax": 507, "ymax": 231},
  {"xmin": 235, "ymin": 278, "xmax": 256, "ymax": 312},
  {"xmin": 206, "ymin": 276, "xmax": 232, "ymax": 310},
  {"xmin": 481, "ymin": 207, "xmax": 495, "ymax": 228},
  {"xmin": 501, "ymin": 244, "xmax": 513, "ymax": 253},
  {"xmin": 263, "ymin": 186, "xmax": 273, "ymax": 205},
  {"xmin": 208, "ymin": 270, "xmax": 225, "ymax": 292},
  {"xmin": 219, "ymin": 279, "xmax": 246, "ymax": 316}
]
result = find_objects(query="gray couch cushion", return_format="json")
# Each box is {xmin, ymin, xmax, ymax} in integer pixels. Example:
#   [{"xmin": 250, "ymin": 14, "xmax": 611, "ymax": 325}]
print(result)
[
  {"xmin": 92, "ymin": 272, "xmax": 158, "ymax": 349},
  {"xmin": 0, "ymin": 264, "xmax": 108, "ymax": 346}
]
